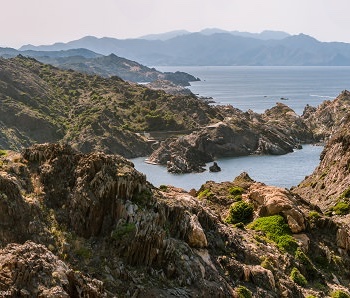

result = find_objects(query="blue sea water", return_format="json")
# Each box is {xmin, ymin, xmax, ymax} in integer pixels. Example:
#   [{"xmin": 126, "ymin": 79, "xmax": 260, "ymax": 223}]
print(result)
[
  {"xmin": 132, "ymin": 145, "xmax": 323, "ymax": 191},
  {"xmin": 157, "ymin": 66, "xmax": 350, "ymax": 114},
  {"xmin": 132, "ymin": 66, "xmax": 350, "ymax": 190}
]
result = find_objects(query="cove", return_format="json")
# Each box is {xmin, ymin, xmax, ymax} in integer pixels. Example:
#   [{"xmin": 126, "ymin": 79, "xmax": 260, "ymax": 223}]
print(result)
[{"xmin": 131, "ymin": 144, "xmax": 323, "ymax": 191}]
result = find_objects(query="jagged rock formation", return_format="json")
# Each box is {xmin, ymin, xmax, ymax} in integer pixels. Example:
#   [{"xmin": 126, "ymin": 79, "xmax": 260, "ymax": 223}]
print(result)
[
  {"xmin": 294, "ymin": 116, "xmax": 350, "ymax": 211},
  {"xmin": 302, "ymin": 90, "xmax": 350, "ymax": 140},
  {"xmin": 295, "ymin": 90, "xmax": 350, "ymax": 210},
  {"xmin": 0, "ymin": 241, "xmax": 104, "ymax": 297},
  {"xmin": 1, "ymin": 144, "xmax": 350, "ymax": 297},
  {"xmin": 149, "ymin": 103, "xmax": 314, "ymax": 173}
]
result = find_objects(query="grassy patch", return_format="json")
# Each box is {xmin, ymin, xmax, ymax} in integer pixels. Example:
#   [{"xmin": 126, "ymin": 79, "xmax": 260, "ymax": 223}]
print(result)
[
  {"xmin": 0, "ymin": 150, "xmax": 7, "ymax": 156},
  {"xmin": 197, "ymin": 188, "xmax": 214, "ymax": 200},
  {"xmin": 331, "ymin": 201, "xmax": 350, "ymax": 215},
  {"xmin": 225, "ymin": 201, "xmax": 254, "ymax": 224},
  {"xmin": 248, "ymin": 215, "xmax": 298, "ymax": 254}
]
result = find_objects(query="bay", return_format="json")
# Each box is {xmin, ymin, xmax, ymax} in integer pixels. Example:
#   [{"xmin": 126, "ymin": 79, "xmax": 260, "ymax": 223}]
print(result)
[
  {"xmin": 132, "ymin": 66, "xmax": 350, "ymax": 190},
  {"xmin": 132, "ymin": 145, "xmax": 323, "ymax": 191}
]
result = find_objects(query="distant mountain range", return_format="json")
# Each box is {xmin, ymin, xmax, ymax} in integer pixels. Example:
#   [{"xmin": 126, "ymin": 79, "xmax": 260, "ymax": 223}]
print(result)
[
  {"xmin": 138, "ymin": 29, "xmax": 290, "ymax": 41},
  {"xmin": 17, "ymin": 29, "xmax": 350, "ymax": 66}
]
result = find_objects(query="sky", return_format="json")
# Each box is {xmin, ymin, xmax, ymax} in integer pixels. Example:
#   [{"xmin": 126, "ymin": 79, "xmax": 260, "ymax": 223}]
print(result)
[{"xmin": 1, "ymin": 0, "xmax": 350, "ymax": 48}]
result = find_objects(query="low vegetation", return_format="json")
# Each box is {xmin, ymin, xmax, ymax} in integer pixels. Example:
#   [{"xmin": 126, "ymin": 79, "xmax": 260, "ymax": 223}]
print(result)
[
  {"xmin": 330, "ymin": 290, "xmax": 350, "ymax": 298},
  {"xmin": 228, "ymin": 186, "xmax": 244, "ymax": 201},
  {"xmin": 225, "ymin": 201, "xmax": 254, "ymax": 224},
  {"xmin": 248, "ymin": 215, "xmax": 298, "ymax": 254},
  {"xmin": 235, "ymin": 285, "xmax": 252, "ymax": 298}
]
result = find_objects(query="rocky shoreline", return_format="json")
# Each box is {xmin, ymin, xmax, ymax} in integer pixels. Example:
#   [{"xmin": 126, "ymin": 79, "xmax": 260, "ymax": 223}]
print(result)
[{"xmin": 148, "ymin": 102, "xmax": 315, "ymax": 173}]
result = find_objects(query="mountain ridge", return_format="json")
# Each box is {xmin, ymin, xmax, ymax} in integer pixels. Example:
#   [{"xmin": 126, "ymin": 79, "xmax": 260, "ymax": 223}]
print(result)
[{"xmin": 18, "ymin": 32, "xmax": 350, "ymax": 66}]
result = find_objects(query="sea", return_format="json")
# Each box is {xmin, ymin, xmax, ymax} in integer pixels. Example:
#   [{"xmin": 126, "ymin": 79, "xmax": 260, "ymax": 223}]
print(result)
[{"xmin": 132, "ymin": 66, "xmax": 350, "ymax": 190}]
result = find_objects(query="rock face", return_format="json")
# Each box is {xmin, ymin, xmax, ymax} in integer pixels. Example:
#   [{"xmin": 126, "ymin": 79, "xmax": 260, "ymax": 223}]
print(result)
[
  {"xmin": 0, "ymin": 241, "xmax": 104, "ymax": 297},
  {"xmin": 249, "ymin": 184, "xmax": 306, "ymax": 233},
  {"xmin": 149, "ymin": 103, "xmax": 314, "ymax": 173},
  {"xmin": 294, "ymin": 115, "xmax": 350, "ymax": 211},
  {"xmin": 302, "ymin": 90, "xmax": 350, "ymax": 140}
]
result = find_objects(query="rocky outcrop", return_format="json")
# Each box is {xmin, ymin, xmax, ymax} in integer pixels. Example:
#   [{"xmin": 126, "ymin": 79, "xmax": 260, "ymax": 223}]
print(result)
[
  {"xmin": 302, "ymin": 90, "xmax": 350, "ymax": 140},
  {"xmin": 149, "ymin": 103, "xmax": 314, "ymax": 173},
  {"xmin": 1, "ymin": 144, "xmax": 350, "ymax": 297},
  {"xmin": 0, "ymin": 241, "xmax": 104, "ymax": 297},
  {"xmin": 22, "ymin": 143, "xmax": 148, "ymax": 238},
  {"xmin": 294, "ymin": 115, "xmax": 350, "ymax": 211},
  {"xmin": 249, "ymin": 184, "xmax": 306, "ymax": 233},
  {"xmin": 209, "ymin": 161, "xmax": 221, "ymax": 172}
]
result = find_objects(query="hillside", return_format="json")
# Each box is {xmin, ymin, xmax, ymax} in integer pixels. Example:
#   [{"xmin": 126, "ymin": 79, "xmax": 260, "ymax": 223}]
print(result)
[
  {"xmin": 19, "ymin": 33, "xmax": 350, "ymax": 66},
  {"xmin": 0, "ymin": 48, "xmax": 199, "ymax": 86},
  {"xmin": 0, "ymin": 56, "xmax": 219, "ymax": 156},
  {"xmin": 295, "ymin": 90, "xmax": 350, "ymax": 211},
  {"xmin": 0, "ymin": 143, "xmax": 350, "ymax": 297}
]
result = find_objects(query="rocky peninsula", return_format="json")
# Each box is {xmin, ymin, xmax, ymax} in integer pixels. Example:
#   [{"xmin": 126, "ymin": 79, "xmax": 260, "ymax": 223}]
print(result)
[{"xmin": 149, "ymin": 103, "xmax": 315, "ymax": 173}]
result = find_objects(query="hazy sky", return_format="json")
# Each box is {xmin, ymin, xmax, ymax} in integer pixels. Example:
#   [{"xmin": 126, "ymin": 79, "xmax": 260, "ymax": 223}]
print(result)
[{"xmin": 2, "ymin": 0, "xmax": 350, "ymax": 48}]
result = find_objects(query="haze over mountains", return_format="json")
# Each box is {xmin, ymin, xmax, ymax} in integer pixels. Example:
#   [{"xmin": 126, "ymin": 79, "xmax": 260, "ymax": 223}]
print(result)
[{"xmin": 16, "ymin": 28, "xmax": 350, "ymax": 66}]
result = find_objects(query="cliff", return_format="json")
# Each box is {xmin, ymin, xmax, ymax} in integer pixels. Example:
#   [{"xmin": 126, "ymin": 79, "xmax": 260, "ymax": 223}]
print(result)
[{"xmin": 0, "ymin": 143, "xmax": 350, "ymax": 297}]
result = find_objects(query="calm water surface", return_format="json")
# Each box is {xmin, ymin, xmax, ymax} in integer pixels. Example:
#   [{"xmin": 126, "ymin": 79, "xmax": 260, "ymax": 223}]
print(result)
[
  {"xmin": 133, "ymin": 66, "xmax": 350, "ymax": 189},
  {"xmin": 157, "ymin": 66, "xmax": 350, "ymax": 114},
  {"xmin": 132, "ymin": 145, "xmax": 323, "ymax": 191}
]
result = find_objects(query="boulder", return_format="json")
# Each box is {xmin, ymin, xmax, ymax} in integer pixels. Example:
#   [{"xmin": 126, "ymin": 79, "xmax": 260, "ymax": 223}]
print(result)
[
  {"xmin": 209, "ymin": 162, "xmax": 221, "ymax": 172},
  {"xmin": 249, "ymin": 184, "xmax": 305, "ymax": 233}
]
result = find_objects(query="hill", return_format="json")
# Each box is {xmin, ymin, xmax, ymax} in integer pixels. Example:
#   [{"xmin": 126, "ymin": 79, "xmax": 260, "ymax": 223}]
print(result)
[
  {"xmin": 0, "ymin": 56, "xmax": 218, "ymax": 156},
  {"xmin": 19, "ymin": 32, "xmax": 350, "ymax": 66},
  {"xmin": 0, "ymin": 48, "xmax": 199, "ymax": 86}
]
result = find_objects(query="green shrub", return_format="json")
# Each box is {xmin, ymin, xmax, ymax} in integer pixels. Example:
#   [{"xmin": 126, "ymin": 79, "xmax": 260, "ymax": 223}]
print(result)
[
  {"xmin": 0, "ymin": 150, "xmax": 7, "ymax": 156},
  {"xmin": 159, "ymin": 185, "xmax": 168, "ymax": 191},
  {"xmin": 229, "ymin": 186, "xmax": 244, "ymax": 196},
  {"xmin": 228, "ymin": 186, "xmax": 244, "ymax": 201},
  {"xmin": 236, "ymin": 285, "xmax": 252, "ymax": 298},
  {"xmin": 248, "ymin": 215, "xmax": 298, "ymax": 254},
  {"xmin": 290, "ymin": 267, "xmax": 307, "ymax": 287},
  {"xmin": 330, "ymin": 290, "xmax": 350, "ymax": 298},
  {"xmin": 225, "ymin": 201, "xmax": 254, "ymax": 224},
  {"xmin": 198, "ymin": 188, "xmax": 213, "ymax": 200},
  {"xmin": 332, "ymin": 201, "xmax": 350, "ymax": 215}
]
